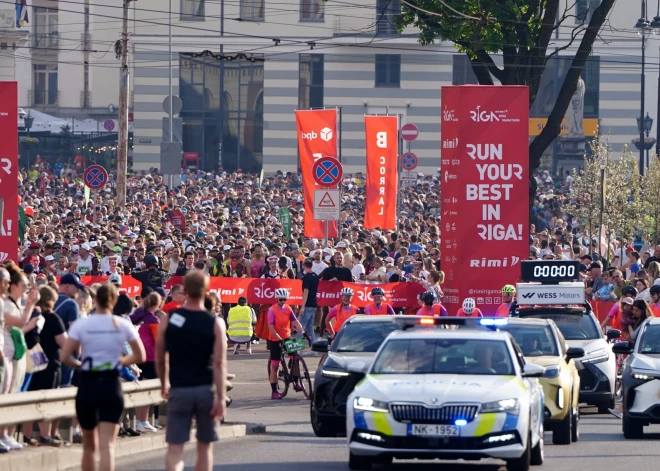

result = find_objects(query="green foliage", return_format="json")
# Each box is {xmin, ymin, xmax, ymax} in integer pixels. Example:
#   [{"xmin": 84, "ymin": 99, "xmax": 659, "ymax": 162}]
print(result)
[{"xmin": 641, "ymin": 156, "xmax": 660, "ymax": 242}]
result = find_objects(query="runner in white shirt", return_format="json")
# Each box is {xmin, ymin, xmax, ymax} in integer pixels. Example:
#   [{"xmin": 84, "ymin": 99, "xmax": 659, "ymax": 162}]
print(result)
[{"xmin": 75, "ymin": 244, "xmax": 94, "ymax": 276}]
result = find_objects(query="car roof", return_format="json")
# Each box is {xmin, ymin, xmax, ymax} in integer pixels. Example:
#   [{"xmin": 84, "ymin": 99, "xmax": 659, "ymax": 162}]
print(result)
[
  {"xmin": 345, "ymin": 314, "xmax": 408, "ymax": 324},
  {"xmin": 500, "ymin": 318, "xmax": 553, "ymax": 326},
  {"xmin": 386, "ymin": 329, "xmax": 512, "ymax": 341},
  {"xmin": 647, "ymin": 318, "xmax": 660, "ymax": 325},
  {"xmin": 516, "ymin": 307, "xmax": 589, "ymax": 317}
]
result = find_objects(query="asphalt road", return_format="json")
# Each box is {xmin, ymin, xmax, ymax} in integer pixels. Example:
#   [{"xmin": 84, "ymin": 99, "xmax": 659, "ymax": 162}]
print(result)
[{"xmin": 117, "ymin": 345, "xmax": 660, "ymax": 471}]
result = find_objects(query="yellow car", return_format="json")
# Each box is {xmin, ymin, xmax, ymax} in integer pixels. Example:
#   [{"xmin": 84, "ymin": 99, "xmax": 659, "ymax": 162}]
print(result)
[{"xmin": 494, "ymin": 318, "xmax": 585, "ymax": 445}]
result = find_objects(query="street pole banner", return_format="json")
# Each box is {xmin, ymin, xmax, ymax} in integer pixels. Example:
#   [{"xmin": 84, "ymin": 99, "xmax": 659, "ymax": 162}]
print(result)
[
  {"xmin": 0, "ymin": 82, "xmax": 18, "ymax": 262},
  {"xmin": 295, "ymin": 109, "xmax": 339, "ymax": 238},
  {"xmin": 440, "ymin": 86, "xmax": 529, "ymax": 315},
  {"xmin": 364, "ymin": 115, "xmax": 399, "ymax": 230}
]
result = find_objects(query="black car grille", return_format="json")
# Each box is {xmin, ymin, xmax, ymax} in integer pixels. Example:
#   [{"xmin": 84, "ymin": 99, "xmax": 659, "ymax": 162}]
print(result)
[
  {"xmin": 579, "ymin": 368, "xmax": 598, "ymax": 391},
  {"xmin": 391, "ymin": 404, "xmax": 479, "ymax": 424}
]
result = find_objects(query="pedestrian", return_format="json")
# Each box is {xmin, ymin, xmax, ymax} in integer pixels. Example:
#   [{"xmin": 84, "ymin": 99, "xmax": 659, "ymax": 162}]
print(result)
[
  {"xmin": 227, "ymin": 296, "xmax": 256, "ymax": 354},
  {"xmin": 299, "ymin": 260, "xmax": 319, "ymax": 345},
  {"xmin": 155, "ymin": 270, "xmax": 227, "ymax": 471}
]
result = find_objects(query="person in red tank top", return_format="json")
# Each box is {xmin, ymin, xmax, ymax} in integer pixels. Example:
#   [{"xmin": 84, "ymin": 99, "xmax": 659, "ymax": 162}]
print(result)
[
  {"xmin": 456, "ymin": 298, "xmax": 484, "ymax": 317},
  {"xmin": 364, "ymin": 287, "xmax": 395, "ymax": 315},
  {"xmin": 326, "ymin": 288, "xmax": 362, "ymax": 338},
  {"xmin": 416, "ymin": 291, "xmax": 449, "ymax": 316}
]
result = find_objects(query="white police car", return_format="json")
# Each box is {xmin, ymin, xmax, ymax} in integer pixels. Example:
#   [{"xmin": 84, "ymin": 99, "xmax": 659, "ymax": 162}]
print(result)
[{"xmin": 346, "ymin": 321, "xmax": 545, "ymax": 471}]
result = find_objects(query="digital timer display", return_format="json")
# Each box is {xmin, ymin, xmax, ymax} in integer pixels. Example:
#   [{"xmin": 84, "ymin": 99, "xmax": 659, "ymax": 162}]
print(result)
[{"xmin": 520, "ymin": 260, "xmax": 580, "ymax": 284}]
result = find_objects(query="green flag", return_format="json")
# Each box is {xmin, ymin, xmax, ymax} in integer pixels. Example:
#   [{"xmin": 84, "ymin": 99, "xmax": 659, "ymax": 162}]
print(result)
[
  {"xmin": 84, "ymin": 185, "xmax": 91, "ymax": 208},
  {"xmin": 258, "ymin": 168, "xmax": 264, "ymax": 187},
  {"xmin": 18, "ymin": 205, "xmax": 26, "ymax": 245},
  {"xmin": 278, "ymin": 207, "xmax": 291, "ymax": 240}
]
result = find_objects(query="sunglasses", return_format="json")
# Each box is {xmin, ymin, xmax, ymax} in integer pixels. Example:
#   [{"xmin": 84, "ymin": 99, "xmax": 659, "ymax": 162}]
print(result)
[{"xmin": 277, "ymin": 298, "xmax": 287, "ymax": 302}]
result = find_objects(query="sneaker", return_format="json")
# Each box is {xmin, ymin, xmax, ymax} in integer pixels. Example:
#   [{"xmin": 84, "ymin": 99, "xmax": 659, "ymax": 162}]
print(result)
[
  {"xmin": 1, "ymin": 436, "xmax": 23, "ymax": 450},
  {"xmin": 124, "ymin": 427, "xmax": 142, "ymax": 437},
  {"xmin": 136, "ymin": 421, "xmax": 157, "ymax": 433},
  {"xmin": 233, "ymin": 346, "xmax": 240, "ymax": 355},
  {"xmin": 23, "ymin": 436, "xmax": 39, "ymax": 446},
  {"xmin": 39, "ymin": 436, "xmax": 63, "ymax": 448},
  {"xmin": 52, "ymin": 434, "xmax": 70, "ymax": 447},
  {"xmin": 246, "ymin": 348, "xmax": 252, "ymax": 354},
  {"xmin": 72, "ymin": 432, "xmax": 83, "ymax": 444},
  {"xmin": 271, "ymin": 391, "xmax": 283, "ymax": 400},
  {"xmin": 293, "ymin": 383, "xmax": 304, "ymax": 392}
]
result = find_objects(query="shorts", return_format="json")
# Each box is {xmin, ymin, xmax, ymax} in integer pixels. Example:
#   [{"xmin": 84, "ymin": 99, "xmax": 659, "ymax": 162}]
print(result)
[
  {"xmin": 75, "ymin": 371, "xmax": 124, "ymax": 431},
  {"xmin": 138, "ymin": 361, "xmax": 158, "ymax": 380},
  {"xmin": 166, "ymin": 385, "xmax": 219, "ymax": 444},
  {"xmin": 269, "ymin": 338, "xmax": 291, "ymax": 362},
  {"xmin": 29, "ymin": 365, "xmax": 61, "ymax": 391}
]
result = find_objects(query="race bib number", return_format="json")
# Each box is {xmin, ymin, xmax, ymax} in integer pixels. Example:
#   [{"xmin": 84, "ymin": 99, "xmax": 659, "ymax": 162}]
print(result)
[{"xmin": 169, "ymin": 313, "xmax": 186, "ymax": 328}]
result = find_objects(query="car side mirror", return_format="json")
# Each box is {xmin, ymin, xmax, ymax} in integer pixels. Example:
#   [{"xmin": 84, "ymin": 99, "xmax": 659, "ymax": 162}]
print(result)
[
  {"xmin": 311, "ymin": 339, "xmax": 329, "ymax": 353},
  {"xmin": 606, "ymin": 329, "xmax": 622, "ymax": 341},
  {"xmin": 347, "ymin": 361, "xmax": 369, "ymax": 375},
  {"xmin": 522, "ymin": 363, "xmax": 545, "ymax": 378},
  {"xmin": 612, "ymin": 341, "xmax": 633, "ymax": 355},
  {"xmin": 565, "ymin": 347, "xmax": 585, "ymax": 361}
]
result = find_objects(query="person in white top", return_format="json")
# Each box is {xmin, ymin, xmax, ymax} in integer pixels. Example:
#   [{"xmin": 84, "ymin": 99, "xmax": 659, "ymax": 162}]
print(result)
[
  {"xmin": 351, "ymin": 253, "xmax": 365, "ymax": 281},
  {"xmin": 99, "ymin": 241, "xmax": 117, "ymax": 274},
  {"xmin": 75, "ymin": 244, "xmax": 94, "ymax": 276},
  {"xmin": 310, "ymin": 250, "xmax": 328, "ymax": 276}
]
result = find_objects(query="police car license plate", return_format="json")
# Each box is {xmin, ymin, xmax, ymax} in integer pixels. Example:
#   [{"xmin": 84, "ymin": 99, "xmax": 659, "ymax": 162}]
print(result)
[{"xmin": 410, "ymin": 424, "xmax": 459, "ymax": 437}]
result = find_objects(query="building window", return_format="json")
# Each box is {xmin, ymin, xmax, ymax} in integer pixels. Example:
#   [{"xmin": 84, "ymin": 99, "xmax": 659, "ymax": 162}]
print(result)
[
  {"xmin": 241, "ymin": 0, "xmax": 264, "ymax": 20},
  {"xmin": 33, "ymin": 64, "xmax": 58, "ymax": 105},
  {"xmin": 300, "ymin": 0, "xmax": 324, "ymax": 21},
  {"xmin": 451, "ymin": 55, "xmax": 479, "ymax": 85},
  {"xmin": 33, "ymin": 7, "xmax": 59, "ymax": 48},
  {"xmin": 375, "ymin": 54, "xmax": 400, "ymax": 88},
  {"xmin": 376, "ymin": 0, "xmax": 400, "ymax": 35},
  {"xmin": 181, "ymin": 0, "xmax": 204, "ymax": 20},
  {"xmin": 576, "ymin": 0, "xmax": 601, "ymax": 24},
  {"xmin": 299, "ymin": 54, "xmax": 324, "ymax": 108}
]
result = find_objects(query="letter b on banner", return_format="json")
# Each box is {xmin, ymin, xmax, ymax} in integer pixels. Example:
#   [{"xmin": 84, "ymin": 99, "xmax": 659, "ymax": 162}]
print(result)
[{"xmin": 376, "ymin": 132, "xmax": 387, "ymax": 148}]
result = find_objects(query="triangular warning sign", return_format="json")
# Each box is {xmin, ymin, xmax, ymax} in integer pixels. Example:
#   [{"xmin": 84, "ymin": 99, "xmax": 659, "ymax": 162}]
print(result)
[{"xmin": 318, "ymin": 192, "xmax": 336, "ymax": 207}]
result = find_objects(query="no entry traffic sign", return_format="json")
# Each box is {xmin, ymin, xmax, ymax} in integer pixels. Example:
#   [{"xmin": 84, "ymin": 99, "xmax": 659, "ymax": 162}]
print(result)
[
  {"xmin": 84, "ymin": 165, "xmax": 109, "ymax": 190},
  {"xmin": 401, "ymin": 123, "xmax": 419, "ymax": 142},
  {"xmin": 400, "ymin": 152, "xmax": 418, "ymax": 171},
  {"xmin": 312, "ymin": 157, "xmax": 343, "ymax": 188}
]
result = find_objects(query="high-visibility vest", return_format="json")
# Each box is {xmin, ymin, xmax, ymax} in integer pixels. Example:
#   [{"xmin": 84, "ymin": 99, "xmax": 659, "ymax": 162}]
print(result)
[
  {"xmin": 227, "ymin": 305, "xmax": 253, "ymax": 339},
  {"xmin": 495, "ymin": 303, "xmax": 512, "ymax": 318},
  {"xmin": 333, "ymin": 304, "xmax": 360, "ymax": 332},
  {"xmin": 651, "ymin": 303, "xmax": 660, "ymax": 318},
  {"xmin": 418, "ymin": 305, "xmax": 442, "ymax": 316}
]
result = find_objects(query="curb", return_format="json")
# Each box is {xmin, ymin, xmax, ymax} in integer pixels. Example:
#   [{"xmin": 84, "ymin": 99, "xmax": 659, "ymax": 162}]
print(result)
[{"xmin": 0, "ymin": 422, "xmax": 266, "ymax": 471}]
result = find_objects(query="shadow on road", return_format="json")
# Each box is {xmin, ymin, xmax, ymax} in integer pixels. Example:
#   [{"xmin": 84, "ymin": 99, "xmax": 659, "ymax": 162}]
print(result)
[{"xmin": 137, "ymin": 461, "xmax": 506, "ymax": 471}]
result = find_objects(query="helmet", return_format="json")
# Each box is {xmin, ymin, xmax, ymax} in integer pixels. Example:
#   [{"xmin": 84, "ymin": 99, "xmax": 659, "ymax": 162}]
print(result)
[
  {"xmin": 462, "ymin": 298, "xmax": 476, "ymax": 315},
  {"xmin": 340, "ymin": 287, "xmax": 354, "ymax": 296},
  {"xmin": 502, "ymin": 284, "xmax": 516, "ymax": 294},
  {"xmin": 108, "ymin": 273, "xmax": 122, "ymax": 286},
  {"xmin": 650, "ymin": 285, "xmax": 660, "ymax": 296},
  {"xmin": 621, "ymin": 285, "xmax": 638, "ymax": 297},
  {"xmin": 274, "ymin": 288, "xmax": 289, "ymax": 299},
  {"xmin": 420, "ymin": 291, "xmax": 437, "ymax": 305},
  {"xmin": 144, "ymin": 254, "xmax": 159, "ymax": 268},
  {"xmin": 371, "ymin": 287, "xmax": 385, "ymax": 296}
]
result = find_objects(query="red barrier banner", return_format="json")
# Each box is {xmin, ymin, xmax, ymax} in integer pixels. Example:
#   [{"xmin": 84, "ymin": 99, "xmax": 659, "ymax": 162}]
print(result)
[
  {"xmin": 295, "ymin": 109, "xmax": 339, "ymax": 239},
  {"xmin": 441, "ymin": 86, "xmax": 529, "ymax": 315},
  {"xmin": 0, "ymin": 82, "xmax": 18, "ymax": 262},
  {"xmin": 73, "ymin": 276, "xmax": 426, "ymax": 307},
  {"xmin": 364, "ymin": 115, "xmax": 398, "ymax": 230}
]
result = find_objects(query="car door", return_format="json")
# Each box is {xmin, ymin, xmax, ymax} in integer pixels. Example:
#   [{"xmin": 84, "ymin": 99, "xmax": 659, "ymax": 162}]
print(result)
[{"xmin": 513, "ymin": 341, "xmax": 543, "ymax": 441}]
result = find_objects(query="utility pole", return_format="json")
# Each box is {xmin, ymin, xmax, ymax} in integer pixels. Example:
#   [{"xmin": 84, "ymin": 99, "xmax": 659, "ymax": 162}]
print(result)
[{"xmin": 116, "ymin": 0, "xmax": 132, "ymax": 206}]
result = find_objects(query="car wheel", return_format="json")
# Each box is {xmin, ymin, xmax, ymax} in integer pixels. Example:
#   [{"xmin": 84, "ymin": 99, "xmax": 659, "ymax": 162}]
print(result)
[
  {"xmin": 530, "ymin": 424, "xmax": 544, "ymax": 466},
  {"xmin": 349, "ymin": 452, "xmax": 372, "ymax": 470},
  {"xmin": 597, "ymin": 403, "xmax": 611, "ymax": 414},
  {"xmin": 552, "ymin": 406, "xmax": 572, "ymax": 445},
  {"xmin": 374, "ymin": 456, "xmax": 393, "ymax": 465},
  {"xmin": 571, "ymin": 404, "xmax": 579, "ymax": 442},
  {"xmin": 622, "ymin": 414, "xmax": 644, "ymax": 439},
  {"xmin": 506, "ymin": 432, "xmax": 531, "ymax": 471},
  {"xmin": 310, "ymin": 399, "xmax": 341, "ymax": 437}
]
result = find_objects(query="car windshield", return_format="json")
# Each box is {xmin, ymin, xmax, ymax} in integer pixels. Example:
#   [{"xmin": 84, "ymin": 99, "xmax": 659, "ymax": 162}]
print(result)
[
  {"xmin": 371, "ymin": 338, "xmax": 515, "ymax": 376},
  {"xmin": 523, "ymin": 313, "xmax": 600, "ymax": 340},
  {"xmin": 498, "ymin": 325, "xmax": 559, "ymax": 357},
  {"xmin": 333, "ymin": 322, "xmax": 401, "ymax": 353},
  {"xmin": 637, "ymin": 325, "xmax": 660, "ymax": 354}
]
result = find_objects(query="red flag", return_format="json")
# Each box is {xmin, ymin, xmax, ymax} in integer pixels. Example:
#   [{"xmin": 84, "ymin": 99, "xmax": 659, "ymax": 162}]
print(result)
[
  {"xmin": 0, "ymin": 83, "xmax": 18, "ymax": 262},
  {"xmin": 364, "ymin": 115, "xmax": 398, "ymax": 230}
]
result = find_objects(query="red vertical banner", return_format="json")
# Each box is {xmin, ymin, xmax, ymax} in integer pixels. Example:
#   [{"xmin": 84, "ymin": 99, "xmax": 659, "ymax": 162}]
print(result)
[
  {"xmin": 295, "ymin": 109, "xmax": 338, "ymax": 238},
  {"xmin": 441, "ymin": 86, "xmax": 529, "ymax": 315},
  {"xmin": 364, "ymin": 115, "xmax": 399, "ymax": 230},
  {"xmin": 0, "ymin": 82, "xmax": 18, "ymax": 262}
]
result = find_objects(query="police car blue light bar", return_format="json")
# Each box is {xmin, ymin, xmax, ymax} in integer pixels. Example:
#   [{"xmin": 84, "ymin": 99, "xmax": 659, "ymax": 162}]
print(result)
[{"xmin": 393, "ymin": 316, "xmax": 509, "ymax": 330}]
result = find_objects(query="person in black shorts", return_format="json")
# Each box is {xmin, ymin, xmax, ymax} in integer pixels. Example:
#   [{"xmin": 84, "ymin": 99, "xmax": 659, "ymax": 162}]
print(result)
[{"xmin": 61, "ymin": 283, "xmax": 145, "ymax": 471}]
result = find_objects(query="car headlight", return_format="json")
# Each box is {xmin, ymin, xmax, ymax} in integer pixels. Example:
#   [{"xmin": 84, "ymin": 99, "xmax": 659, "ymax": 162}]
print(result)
[
  {"xmin": 353, "ymin": 397, "xmax": 389, "ymax": 413},
  {"xmin": 481, "ymin": 398, "xmax": 520, "ymax": 415},
  {"xmin": 543, "ymin": 365, "xmax": 561, "ymax": 378},
  {"xmin": 630, "ymin": 368, "xmax": 655, "ymax": 382},
  {"xmin": 581, "ymin": 349, "xmax": 608, "ymax": 364},
  {"xmin": 322, "ymin": 368, "xmax": 349, "ymax": 378}
]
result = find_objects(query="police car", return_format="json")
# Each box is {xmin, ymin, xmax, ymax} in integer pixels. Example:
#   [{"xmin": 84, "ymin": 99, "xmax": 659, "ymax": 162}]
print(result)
[
  {"xmin": 511, "ymin": 260, "xmax": 619, "ymax": 413},
  {"xmin": 346, "ymin": 317, "xmax": 545, "ymax": 471},
  {"xmin": 612, "ymin": 317, "xmax": 660, "ymax": 438}
]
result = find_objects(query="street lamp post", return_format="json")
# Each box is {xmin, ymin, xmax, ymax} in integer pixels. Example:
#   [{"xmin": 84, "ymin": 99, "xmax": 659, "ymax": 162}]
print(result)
[
  {"xmin": 652, "ymin": 1, "xmax": 660, "ymax": 159},
  {"xmin": 637, "ymin": 112, "xmax": 654, "ymax": 168},
  {"xmin": 24, "ymin": 111, "xmax": 34, "ymax": 172},
  {"xmin": 635, "ymin": 0, "xmax": 651, "ymax": 175}
]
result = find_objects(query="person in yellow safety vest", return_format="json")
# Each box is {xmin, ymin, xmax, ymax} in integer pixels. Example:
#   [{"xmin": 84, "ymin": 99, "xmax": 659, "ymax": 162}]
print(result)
[
  {"xmin": 227, "ymin": 296, "xmax": 257, "ymax": 355},
  {"xmin": 496, "ymin": 285, "xmax": 516, "ymax": 318}
]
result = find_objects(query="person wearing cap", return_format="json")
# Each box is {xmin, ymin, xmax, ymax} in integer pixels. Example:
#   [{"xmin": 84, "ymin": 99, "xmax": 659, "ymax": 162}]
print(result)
[
  {"xmin": 602, "ymin": 296, "xmax": 635, "ymax": 337},
  {"xmin": 585, "ymin": 261, "xmax": 603, "ymax": 300},
  {"xmin": 74, "ymin": 243, "xmax": 94, "ymax": 277},
  {"xmin": 310, "ymin": 249, "xmax": 328, "ymax": 276},
  {"xmin": 99, "ymin": 241, "xmax": 116, "ymax": 274},
  {"xmin": 227, "ymin": 297, "xmax": 256, "ymax": 355}
]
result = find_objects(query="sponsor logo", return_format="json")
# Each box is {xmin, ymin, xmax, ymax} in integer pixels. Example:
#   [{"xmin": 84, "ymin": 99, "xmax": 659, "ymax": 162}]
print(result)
[
  {"xmin": 443, "ymin": 138, "xmax": 459, "ymax": 149},
  {"xmin": 443, "ymin": 107, "xmax": 458, "ymax": 122},
  {"xmin": 469, "ymin": 256, "xmax": 521, "ymax": 268},
  {"xmin": 442, "ymin": 159, "xmax": 450, "ymax": 166},
  {"xmin": 301, "ymin": 131, "xmax": 317, "ymax": 140},
  {"xmin": 444, "ymin": 171, "xmax": 457, "ymax": 183},
  {"xmin": 320, "ymin": 127, "xmax": 333, "ymax": 142},
  {"xmin": 469, "ymin": 106, "xmax": 520, "ymax": 123},
  {"xmin": 522, "ymin": 292, "xmax": 536, "ymax": 299}
]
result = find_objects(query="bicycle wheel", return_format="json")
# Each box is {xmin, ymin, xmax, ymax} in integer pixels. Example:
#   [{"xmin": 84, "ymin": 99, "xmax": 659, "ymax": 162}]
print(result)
[
  {"xmin": 295, "ymin": 355, "xmax": 314, "ymax": 400},
  {"xmin": 266, "ymin": 357, "xmax": 290, "ymax": 397}
]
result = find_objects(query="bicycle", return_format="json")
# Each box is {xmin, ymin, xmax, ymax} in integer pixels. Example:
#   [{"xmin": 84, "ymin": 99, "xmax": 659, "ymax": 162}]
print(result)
[{"xmin": 266, "ymin": 338, "xmax": 313, "ymax": 399}]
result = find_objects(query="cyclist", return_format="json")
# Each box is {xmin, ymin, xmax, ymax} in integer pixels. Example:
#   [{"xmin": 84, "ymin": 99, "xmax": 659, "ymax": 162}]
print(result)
[
  {"xmin": 496, "ymin": 285, "xmax": 516, "ymax": 317},
  {"xmin": 601, "ymin": 286, "xmax": 638, "ymax": 333},
  {"xmin": 457, "ymin": 298, "xmax": 484, "ymax": 317},
  {"xmin": 364, "ymin": 287, "xmax": 395, "ymax": 315},
  {"xmin": 416, "ymin": 291, "xmax": 448, "ymax": 316},
  {"xmin": 326, "ymin": 288, "xmax": 362, "ymax": 338},
  {"xmin": 267, "ymin": 288, "xmax": 309, "ymax": 400}
]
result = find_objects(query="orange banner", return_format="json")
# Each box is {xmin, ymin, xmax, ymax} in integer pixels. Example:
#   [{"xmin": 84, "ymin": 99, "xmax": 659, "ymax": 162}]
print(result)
[
  {"xmin": 364, "ymin": 115, "xmax": 399, "ymax": 230},
  {"xmin": 295, "ymin": 109, "xmax": 339, "ymax": 239}
]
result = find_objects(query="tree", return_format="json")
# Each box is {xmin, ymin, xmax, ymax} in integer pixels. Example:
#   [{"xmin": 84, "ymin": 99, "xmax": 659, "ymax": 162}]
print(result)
[
  {"xmin": 397, "ymin": 0, "xmax": 617, "ymax": 194},
  {"xmin": 641, "ymin": 155, "xmax": 660, "ymax": 243}
]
